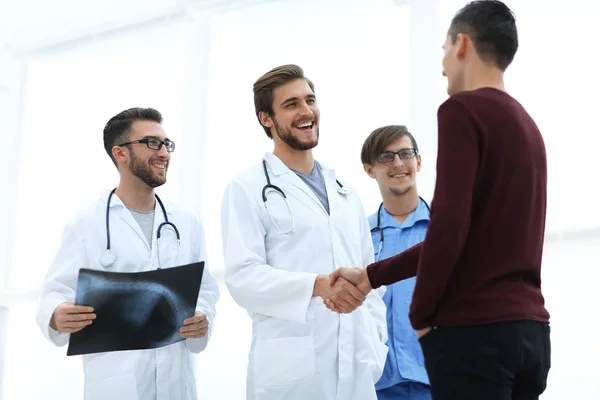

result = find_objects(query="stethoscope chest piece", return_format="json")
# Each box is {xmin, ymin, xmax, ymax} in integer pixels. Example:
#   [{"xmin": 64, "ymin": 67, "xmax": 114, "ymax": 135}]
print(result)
[
  {"xmin": 100, "ymin": 250, "xmax": 116, "ymax": 267},
  {"xmin": 337, "ymin": 187, "xmax": 351, "ymax": 196}
]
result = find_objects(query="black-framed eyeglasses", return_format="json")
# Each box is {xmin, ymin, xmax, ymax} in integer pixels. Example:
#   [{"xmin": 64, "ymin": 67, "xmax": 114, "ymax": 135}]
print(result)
[
  {"xmin": 376, "ymin": 148, "xmax": 418, "ymax": 163},
  {"xmin": 117, "ymin": 138, "xmax": 176, "ymax": 153}
]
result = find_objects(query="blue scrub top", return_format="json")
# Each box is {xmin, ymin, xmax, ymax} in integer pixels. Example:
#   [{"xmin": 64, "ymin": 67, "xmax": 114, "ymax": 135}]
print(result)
[{"xmin": 369, "ymin": 199, "xmax": 430, "ymax": 390}]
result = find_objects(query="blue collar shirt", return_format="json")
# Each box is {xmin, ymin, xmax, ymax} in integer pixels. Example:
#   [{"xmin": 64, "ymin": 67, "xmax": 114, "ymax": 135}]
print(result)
[{"xmin": 368, "ymin": 199, "xmax": 430, "ymax": 390}]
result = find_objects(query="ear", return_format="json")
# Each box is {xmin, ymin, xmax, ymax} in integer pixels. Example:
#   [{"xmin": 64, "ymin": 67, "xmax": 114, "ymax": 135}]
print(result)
[
  {"xmin": 363, "ymin": 163, "xmax": 377, "ymax": 179},
  {"xmin": 416, "ymin": 154, "xmax": 422, "ymax": 172},
  {"xmin": 455, "ymin": 33, "xmax": 468, "ymax": 59},
  {"xmin": 259, "ymin": 111, "xmax": 274, "ymax": 129},
  {"xmin": 112, "ymin": 145, "xmax": 128, "ymax": 166}
]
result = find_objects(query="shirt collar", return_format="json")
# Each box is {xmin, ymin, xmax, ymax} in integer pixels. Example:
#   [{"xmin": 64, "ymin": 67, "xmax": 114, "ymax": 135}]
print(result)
[{"xmin": 378, "ymin": 198, "xmax": 430, "ymax": 229}]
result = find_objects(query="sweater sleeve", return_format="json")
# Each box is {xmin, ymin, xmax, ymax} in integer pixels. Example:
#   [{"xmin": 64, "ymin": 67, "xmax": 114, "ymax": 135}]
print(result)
[{"xmin": 366, "ymin": 242, "xmax": 422, "ymax": 288}]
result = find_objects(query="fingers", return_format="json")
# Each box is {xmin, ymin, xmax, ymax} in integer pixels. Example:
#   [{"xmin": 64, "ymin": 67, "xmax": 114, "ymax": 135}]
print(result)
[
  {"xmin": 54, "ymin": 317, "xmax": 94, "ymax": 333},
  {"xmin": 334, "ymin": 279, "xmax": 365, "ymax": 307},
  {"xmin": 325, "ymin": 300, "xmax": 341, "ymax": 313},
  {"xmin": 180, "ymin": 319, "xmax": 209, "ymax": 332},
  {"xmin": 339, "ymin": 280, "xmax": 366, "ymax": 303},
  {"xmin": 323, "ymin": 298, "xmax": 335, "ymax": 311},
  {"xmin": 61, "ymin": 320, "xmax": 94, "ymax": 331},
  {"xmin": 61, "ymin": 312, "xmax": 96, "ymax": 322},
  {"xmin": 180, "ymin": 312, "xmax": 209, "ymax": 336},
  {"xmin": 66, "ymin": 305, "xmax": 95, "ymax": 314},
  {"xmin": 61, "ymin": 302, "xmax": 94, "ymax": 314},
  {"xmin": 183, "ymin": 312, "xmax": 207, "ymax": 326},
  {"xmin": 180, "ymin": 328, "xmax": 208, "ymax": 339},
  {"xmin": 324, "ymin": 278, "xmax": 365, "ymax": 313},
  {"xmin": 52, "ymin": 304, "xmax": 96, "ymax": 332},
  {"xmin": 329, "ymin": 269, "xmax": 343, "ymax": 286},
  {"xmin": 329, "ymin": 267, "xmax": 363, "ymax": 287},
  {"xmin": 323, "ymin": 298, "xmax": 349, "ymax": 314},
  {"xmin": 326, "ymin": 288, "xmax": 355, "ymax": 312},
  {"xmin": 332, "ymin": 296, "xmax": 355, "ymax": 313},
  {"xmin": 179, "ymin": 320, "xmax": 209, "ymax": 338}
]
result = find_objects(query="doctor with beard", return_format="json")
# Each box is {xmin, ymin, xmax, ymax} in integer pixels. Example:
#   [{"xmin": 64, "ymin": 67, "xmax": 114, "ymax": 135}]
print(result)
[
  {"xmin": 36, "ymin": 107, "xmax": 219, "ymax": 400},
  {"xmin": 220, "ymin": 64, "xmax": 388, "ymax": 400}
]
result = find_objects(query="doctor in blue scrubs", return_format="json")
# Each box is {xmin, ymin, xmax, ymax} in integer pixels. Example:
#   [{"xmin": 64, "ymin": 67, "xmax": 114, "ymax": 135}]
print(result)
[{"xmin": 360, "ymin": 125, "xmax": 431, "ymax": 400}]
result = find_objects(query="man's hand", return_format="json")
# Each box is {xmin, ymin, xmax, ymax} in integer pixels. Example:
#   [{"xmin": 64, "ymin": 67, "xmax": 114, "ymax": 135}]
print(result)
[
  {"xmin": 50, "ymin": 302, "xmax": 95, "ymax": 333},
  {"xmin": 324, "ymin": 267, "xmax": 373, "ymax": 313},
  {"xmin": 329, "ymin": 267, "xmax": 372, "ymax": 294},
  {"xmin": 180, "ymin": 311, "xmax": 209, "ymax": 339},
  {"xmin": 313, "ymin": 275, "xmax": 366, "ymax": 313},
  {"xmin": 415, "ymin": 327, "xmax": 432, "ymax": 339}
]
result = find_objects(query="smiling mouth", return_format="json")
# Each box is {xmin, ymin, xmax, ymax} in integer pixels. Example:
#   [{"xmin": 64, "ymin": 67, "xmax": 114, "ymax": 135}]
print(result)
[
  {"xmin": 151, "ymin": 162, "xmax": 167, "ymax": 171},
  {"xmin": 294, "ymin": 121, "xmax": 314, "ymax": 130},
  {"xmin": 390, "ymin": 173, "xmax": 408, "ymax": 178}
]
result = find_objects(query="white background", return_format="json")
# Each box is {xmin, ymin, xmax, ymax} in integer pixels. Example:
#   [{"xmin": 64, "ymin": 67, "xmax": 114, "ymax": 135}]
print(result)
[{"xmin": 1, "ymin": 0, "xmax": 599, "ymax": 398}]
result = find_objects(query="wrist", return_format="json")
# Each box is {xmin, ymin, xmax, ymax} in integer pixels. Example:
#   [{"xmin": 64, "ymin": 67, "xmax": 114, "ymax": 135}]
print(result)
[
  {"xmin": 359, "ymin": 268, "xmax": 373, "ymax": 293},
  {"xmin": 312, "ymin": 274, "xmax": 328, "ymax": 297}
]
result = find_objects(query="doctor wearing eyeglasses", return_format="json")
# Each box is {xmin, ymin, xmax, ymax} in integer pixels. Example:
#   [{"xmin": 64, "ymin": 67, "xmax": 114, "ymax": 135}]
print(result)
[
  {"xmin": 220, "ymin": 64, "xmax": 388, "ymax": 400},
  {"xmin": 35, "ymin": 107, "xmax": 219, "ymax": 400},
  {"xmin": 361, "ymin": 126, "xmax": 431, "ymax": 400}
]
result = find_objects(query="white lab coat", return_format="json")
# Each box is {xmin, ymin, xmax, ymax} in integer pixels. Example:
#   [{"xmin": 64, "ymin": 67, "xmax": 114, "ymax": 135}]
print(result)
[
  {"xmin": 36, "ymin": 190, "xmax": 220, "ymax": 400},
  {"xmin": 221, "ymin": 152, "xmax": 388, "ymax": 400}
]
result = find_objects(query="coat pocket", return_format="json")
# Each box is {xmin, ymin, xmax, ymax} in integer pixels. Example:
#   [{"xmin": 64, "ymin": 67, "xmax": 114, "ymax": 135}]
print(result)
[
  {"xmin": 253, "ymin": 336, "xmax": 316, "ymax": 388},
  {"xmin": 356, "ymin": 306, "xmax": 389, "ymax": 384},
  {"xmin": 83, "ymin": 352, "xmax": 138, "ymax": 400}
]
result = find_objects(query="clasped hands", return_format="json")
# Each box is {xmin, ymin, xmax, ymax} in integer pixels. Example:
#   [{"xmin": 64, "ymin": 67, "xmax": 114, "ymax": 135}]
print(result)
[
  {"xmin": 317, "ymin": 267, "xmax": 372, "ymax": 314},
  {"xmin": 320, "ymin": 268, "xmax": 432, "ymax": 339}
]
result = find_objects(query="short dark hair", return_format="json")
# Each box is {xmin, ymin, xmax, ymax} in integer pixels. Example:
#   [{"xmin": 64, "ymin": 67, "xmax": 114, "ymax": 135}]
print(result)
[
  {"xmin": 103, "ymin": 107, "xmax": 163, "ymax": 165},
  {"xmin": 448, "ymin": 0, "xmax": 518, "ymax": 70},
  {"xmin": 253, "ymin": 64, "xmax": 315, "ymax": 138},
  {"xmin": 361, "ymin": 125, "xmax": 419, "ymax": 166}
]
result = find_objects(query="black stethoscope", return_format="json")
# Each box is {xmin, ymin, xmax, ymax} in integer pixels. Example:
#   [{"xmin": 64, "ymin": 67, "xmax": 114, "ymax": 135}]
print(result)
[
  {"xmin": 261, "ymin": 159, "xmax": 351, "ymax": 234},
  {"xmin": 371, "ymin": 197, "xmax": 431, "ymax": 261},
  {"xmin": 100, "ymin": 188, "xmax": 181, "ymax": 268}
]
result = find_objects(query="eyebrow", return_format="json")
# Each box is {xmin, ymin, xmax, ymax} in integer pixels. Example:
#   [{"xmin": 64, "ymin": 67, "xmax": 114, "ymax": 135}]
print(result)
[
  {"xmin": 280, "ymin": 93, "xmax": 316, "ymax": 107},
  {"xmin": 142, "ymin": 135, "xmax": 170, "ymax": 141}
]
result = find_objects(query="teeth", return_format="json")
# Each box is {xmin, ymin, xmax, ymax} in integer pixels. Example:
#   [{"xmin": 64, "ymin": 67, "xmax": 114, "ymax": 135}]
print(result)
[
  {"xmin": 295, "ymin": 122, "xmax": 313, "ymax": 128},
  {"xmin": 151, "ymin": 163, "xmax": 166, "ymax": 170}
]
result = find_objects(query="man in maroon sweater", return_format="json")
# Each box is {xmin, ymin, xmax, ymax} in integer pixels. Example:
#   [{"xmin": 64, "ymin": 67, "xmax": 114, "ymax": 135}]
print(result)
[{"xmin": 329, "ymin": 1, "xmax": 551, "ymax": 399}]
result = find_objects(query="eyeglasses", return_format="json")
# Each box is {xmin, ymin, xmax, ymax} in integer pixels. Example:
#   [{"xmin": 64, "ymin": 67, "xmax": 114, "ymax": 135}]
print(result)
[
  {"xmin": 376, "ymin": 148, "xmax": 418, "ymax": 163},
  {"xmin": 117, "ymin": 138, "xmax": 176, "ymax": 153}
]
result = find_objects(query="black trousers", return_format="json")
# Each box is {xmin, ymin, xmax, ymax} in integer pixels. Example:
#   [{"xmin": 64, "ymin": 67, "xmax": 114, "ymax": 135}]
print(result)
[{"xmin": 418, "ymin": 320, "xmax": 551, "ymax": 400}]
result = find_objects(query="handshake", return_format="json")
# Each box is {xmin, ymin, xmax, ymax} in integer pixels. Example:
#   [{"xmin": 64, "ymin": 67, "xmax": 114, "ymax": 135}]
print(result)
[{"xmin": 315, "ymin": 267, "xmax": 373, "ymax": 314}]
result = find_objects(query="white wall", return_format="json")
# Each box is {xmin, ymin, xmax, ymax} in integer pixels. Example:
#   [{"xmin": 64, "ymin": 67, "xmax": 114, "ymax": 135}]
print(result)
[{"xmin": 539, "ymin": 235, "xmax": 600, "ymax": 399}]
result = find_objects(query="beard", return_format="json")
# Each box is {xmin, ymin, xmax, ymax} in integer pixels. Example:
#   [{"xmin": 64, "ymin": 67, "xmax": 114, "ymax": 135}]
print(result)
[
  {"xmin": 273, "ymin": 118, "xmax": 319, "ymax": 151},
  {"xmin": 128, "ymin": 151, "xmax": 167, "ymax": 188}
]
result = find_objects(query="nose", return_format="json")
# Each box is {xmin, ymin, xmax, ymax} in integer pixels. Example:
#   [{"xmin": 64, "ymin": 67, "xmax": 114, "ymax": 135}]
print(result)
[
  {"xmin": 299, "ymin": 101, "xmax": 313, "ymax": 116},
  {"xmin": 392, "ymin": 154, "xmax": 405, "ymax": 167},
  {"xmin": 157, "ymin": 144, "xmax": 170, "ymax": 159}
]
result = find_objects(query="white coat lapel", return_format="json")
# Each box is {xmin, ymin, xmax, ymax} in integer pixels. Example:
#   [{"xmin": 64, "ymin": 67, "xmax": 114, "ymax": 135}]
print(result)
[
  {"xmin": 118, "ymin": 206, "xmax": 151, "ymax": 251},
  {"xmin": 263, "ymin": 152, "xmax": 327, "ymax": 217},
  {"xmin": 322, "ymin": 167, "xmax": 341, "ymax": 215},
  {"xmin": 105, "ymin": 191, "xmax": 154, "ymax": 252},
  {"xmin": 279, "ymin": 172, "xmax": 327, "ymax": 216}
]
